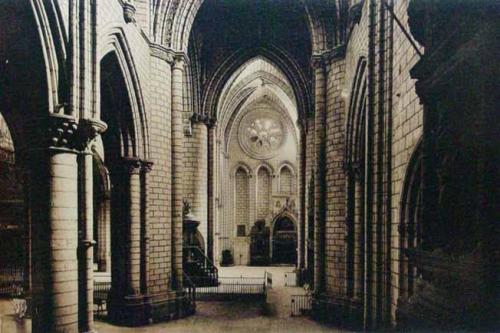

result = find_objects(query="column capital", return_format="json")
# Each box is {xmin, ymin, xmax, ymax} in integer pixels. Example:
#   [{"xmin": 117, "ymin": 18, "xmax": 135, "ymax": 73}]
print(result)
[
  {"xmin": 310, "ymin": 55, "xmax": 325, "ymax": 70},
  {"xmin": 150, "ymin": 44, "xmax": 189, "ymax": 67},
  {"xmin": 48, "ymin": 113, "xmax": 79, "ymax": 152},
  {"xmin": 121, "ymin": 157, "xmax": 142, "ymax": 175},
  {"xmin": 311, "ymin": 44, "xmax": 346, "ymax": 69},
  {"xmin": 77, "ymin": 118, "xmax": 108, "ymax": 152},
  {"xmin": 150, "ymin": 43, "xmax": 174, "ymax": 63},
  {"xmin": 141, "ymin": 160, "xmax": 154, "ymax": 173},
  {"xmin": 191, "ymin": 112, "xmax": 217, "ymax": 128},
  {"xmin": 172, "ymin": 53, "xmax": 189, "ymax": 71},
  {"xmin": 47, "ymin": 114, "xmax": 107, "ymax": 153}
]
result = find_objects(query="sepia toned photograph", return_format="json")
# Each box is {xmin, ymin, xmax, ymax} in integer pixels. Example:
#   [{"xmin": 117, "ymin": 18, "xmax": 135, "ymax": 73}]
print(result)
[{"xmin": 0, "ymin": 0, "xmax": 498, "ymax": 332}]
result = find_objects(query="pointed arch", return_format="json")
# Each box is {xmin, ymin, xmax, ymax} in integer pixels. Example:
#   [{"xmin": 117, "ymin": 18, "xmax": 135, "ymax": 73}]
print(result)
[
  {"xmin": 398, "ymin": 139, "xmax": 423, "ymax": 302},
  {"xmin": 202, "ymin": 45, "xmax": 313, "ymax": 123},
  {"xmin": 98, "ymin": 28, "xmax": 150, "ymax": 159}
]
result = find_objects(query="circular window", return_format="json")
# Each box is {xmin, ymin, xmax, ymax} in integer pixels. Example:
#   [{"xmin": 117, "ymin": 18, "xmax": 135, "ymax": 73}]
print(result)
[{"xmin": 238, "ymin": 110, "xmax": 286, "ymax": 159}]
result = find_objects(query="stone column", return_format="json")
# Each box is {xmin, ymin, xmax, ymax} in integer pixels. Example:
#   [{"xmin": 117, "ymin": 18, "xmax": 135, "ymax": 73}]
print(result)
[
  {"xmin": 171, "ymin": 55, "xmax": 185, "ymax": 289},
  {"xmin": 32, "ymin": 114, "xmax": 79, "ymax": 333},
  {"xmin": 207, "ymin": 122, "xmax": 216, "ymax": 260},
  {"xmin": 124, "ymin": 157, "xmax": 142, "ymax": 296},
  {"xmin": 141, "ymin": 161, "xmax": 153, "ymax": 299},
  {"xmin": 354, "ymin": 171, "xmax": 364, "ymax": 300},
  {"xmin": 192, "ymin": 118, "xmax": 208, "ymax": 251},
  {"xmin": 312, "ymin": 56, "xmax": 326, "ymax": 292},
  {"xmin": 96, "ymin": 194, "xmax": 111, "ymax": 273},
  {"xmin": 77, "ymin": 119, "xmax": 106, "ymax": 333},
  {"xmin": 78, "ymin": 151, "xmax": 95, "ymax": 333},
  {"xmin": 299, "ymin": 126, "xmax": 307, "ymax": 271}
]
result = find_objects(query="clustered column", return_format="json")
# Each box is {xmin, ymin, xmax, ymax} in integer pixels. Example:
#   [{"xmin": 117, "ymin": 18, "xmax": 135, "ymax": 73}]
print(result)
[
  {"xmin": 171, "ymin": 55, "xmax": 185, "ymax": 289},
  {"xmin": 108, "ymin": 157, "xmax": 153, "ymax": 326},
  {"xmin": 312, "ymin": 56, "xmax": 327, "ymax": 292}
]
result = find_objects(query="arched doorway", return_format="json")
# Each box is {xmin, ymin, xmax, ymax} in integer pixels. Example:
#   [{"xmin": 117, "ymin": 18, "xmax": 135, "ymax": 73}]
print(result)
[{"xmin": 271, "ymin": 215, "xmax": 297, "ymax": 265}]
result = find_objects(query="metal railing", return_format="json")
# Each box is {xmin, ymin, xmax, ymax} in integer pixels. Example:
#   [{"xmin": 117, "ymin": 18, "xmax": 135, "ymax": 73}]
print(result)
[
  {"xmin": 183, "ymin": 246, "xmax": 218, "ymax": 285},
  {"xmin": 0, "ymin": 266, "xmax": 24, "ymax": 297},
  {"xmin": 192, "ymin": 276, "xmax": 265, "ymax": 301},
  {"xmin": 93, "ymin": 281, "xmax": 111, "ymax": 317},
  {"xmin": 290, "ymin": 294, "xmax": 312, "ymax": 316}
]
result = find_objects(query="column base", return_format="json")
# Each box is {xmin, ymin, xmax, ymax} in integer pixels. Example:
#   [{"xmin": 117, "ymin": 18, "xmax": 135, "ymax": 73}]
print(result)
[
  {"xmin": 108, "ymin": 293, "xmax": 148, "ymax": 326},
  {"xmin": 311, "ymin": 293, "xmax": 363, "ymax": 330},
  {"xmin": 107, "ymin": 291, "xmax": 195, "ymax": 326},
  {"xmin": 148, "ymin": 291, "xmax": 196, "ymax": 323}
]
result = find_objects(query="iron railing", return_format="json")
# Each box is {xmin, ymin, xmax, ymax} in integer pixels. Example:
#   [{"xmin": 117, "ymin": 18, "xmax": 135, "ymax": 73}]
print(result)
[
  {"xmin": 0, "ymin": 266, "xmax": 24, "ymax": 297},
  {"xmin": 93, "ymin": 281, "xmax": 111, "ymax": 317},
  {"xmin": 290, "ymin": 294, "xmax": 312, "ymax": 316},
  {"xmin": 192, "ymin": 276, "xmax": 265, "ymax": 301},
  {"xmin": 183, "ymin": 246, "xmax": 218, "ymax": 286}
]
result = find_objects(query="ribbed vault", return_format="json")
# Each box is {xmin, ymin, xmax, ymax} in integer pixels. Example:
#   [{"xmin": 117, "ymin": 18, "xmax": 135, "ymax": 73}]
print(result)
[
  {"xmin": 151, "ymin": 0, "xmax": 346, "ymax": 53},
  {"xmin": 217, "ymin": 57, "xmax": 298, "ymax": 145}
]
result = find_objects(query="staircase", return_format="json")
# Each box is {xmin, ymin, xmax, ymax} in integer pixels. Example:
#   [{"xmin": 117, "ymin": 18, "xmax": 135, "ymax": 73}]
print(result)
[{"xmin": 183, "ymin": 246, "xmax": 219, "ymax": 287}]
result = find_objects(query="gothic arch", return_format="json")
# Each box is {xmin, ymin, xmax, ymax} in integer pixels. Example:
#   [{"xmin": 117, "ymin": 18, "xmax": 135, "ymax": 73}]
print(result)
[
  {"xmin": 345, "ymin": 57, "xmax": 367, "ymax": 166},
  {"xmin": 344, "ymin": 56, "xmax": 368, "ymax": 299},
  {"xmin": 398, "ymin": 140, "xmax": 423, "ymax": 303},
  {"xmin": 278, "ymin": 162, "xmax": 297, "ymax": 176},
  {"xmin": 270, "ymin": 210, "xmax": 298, "ymax": 233},
  {"xmin": 98, "ymin": 28, "xmax": 150, "ymax": 160},
  {"xmin": 30, "ymin": 0, "xmax": 68, "ymax": 112},
  {"xmin": 279, "ymin": 164, "xmax": 295, "ymax": 194},
  {"xmin": 270, "ymin": 210, "xmax": 298, "ymax": 265},
  {"xmin": 157, "ymin": 0, "xmax": 342, "ymax": 54},
  {"xmin": 202, "ymin": 46, "xmax": 312, "ymax": 123},
  {"xmin": 255, "ymin": 162, "xmax": 275, "ymax": 178},
  {"xmin": 232, "ymin": 163, "xmax": 252, "ymax": 177}
]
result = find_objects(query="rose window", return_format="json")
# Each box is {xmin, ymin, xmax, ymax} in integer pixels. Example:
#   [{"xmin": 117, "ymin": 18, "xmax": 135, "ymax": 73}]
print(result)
[{"xmin": 238, "ymin": 111, "xmax": 286, "ymax": 159}]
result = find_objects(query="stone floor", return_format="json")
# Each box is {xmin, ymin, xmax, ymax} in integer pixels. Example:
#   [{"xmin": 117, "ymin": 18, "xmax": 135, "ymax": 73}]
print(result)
[
  {"xmin": 0, "ymin": 266, "xmax": 348, "ymax": 333},
  {"xmin": 96, "ymin": 300, "xmax": 346, "ymax": 333}
]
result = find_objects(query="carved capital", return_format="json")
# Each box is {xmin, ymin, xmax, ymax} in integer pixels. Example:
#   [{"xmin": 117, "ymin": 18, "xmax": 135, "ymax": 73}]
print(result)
[
  {"xmin": 121, "ymin": 157, "xmax": 142, "ymax": 175},
  {"xmin": 48, "ymin": 114, "xmax": 79, "ymax": 151},
  {"xmin": 150, "ymin": 43, "xmax": 174, "ymax": 64},
  {"xmin": 191, "ymin": 112, "xmax": 217, "ymax": 129},
  {"xmin": 142, "ymin": 160, "xmax": 154, "ymax": 173},
  {"xmin": 172, "ymin": 53, "xmax": 188, "ymax": 70},
  {"xmin": 77, "ymin": 118, "xmax": 107, "ymax": 152}
]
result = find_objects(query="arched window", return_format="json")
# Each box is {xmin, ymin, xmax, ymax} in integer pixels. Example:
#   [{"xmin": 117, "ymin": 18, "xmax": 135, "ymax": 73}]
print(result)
[
  {"xmin": 235, "ymin": 167, "xmax": 249, "ymax": 229},
  {"xmin": 279, "ymin": 166, "xmax": 294, "ymax": 193},
  {"xmin": 257, "ymin": 167, "xmax": 271, "ymax": 219}
]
